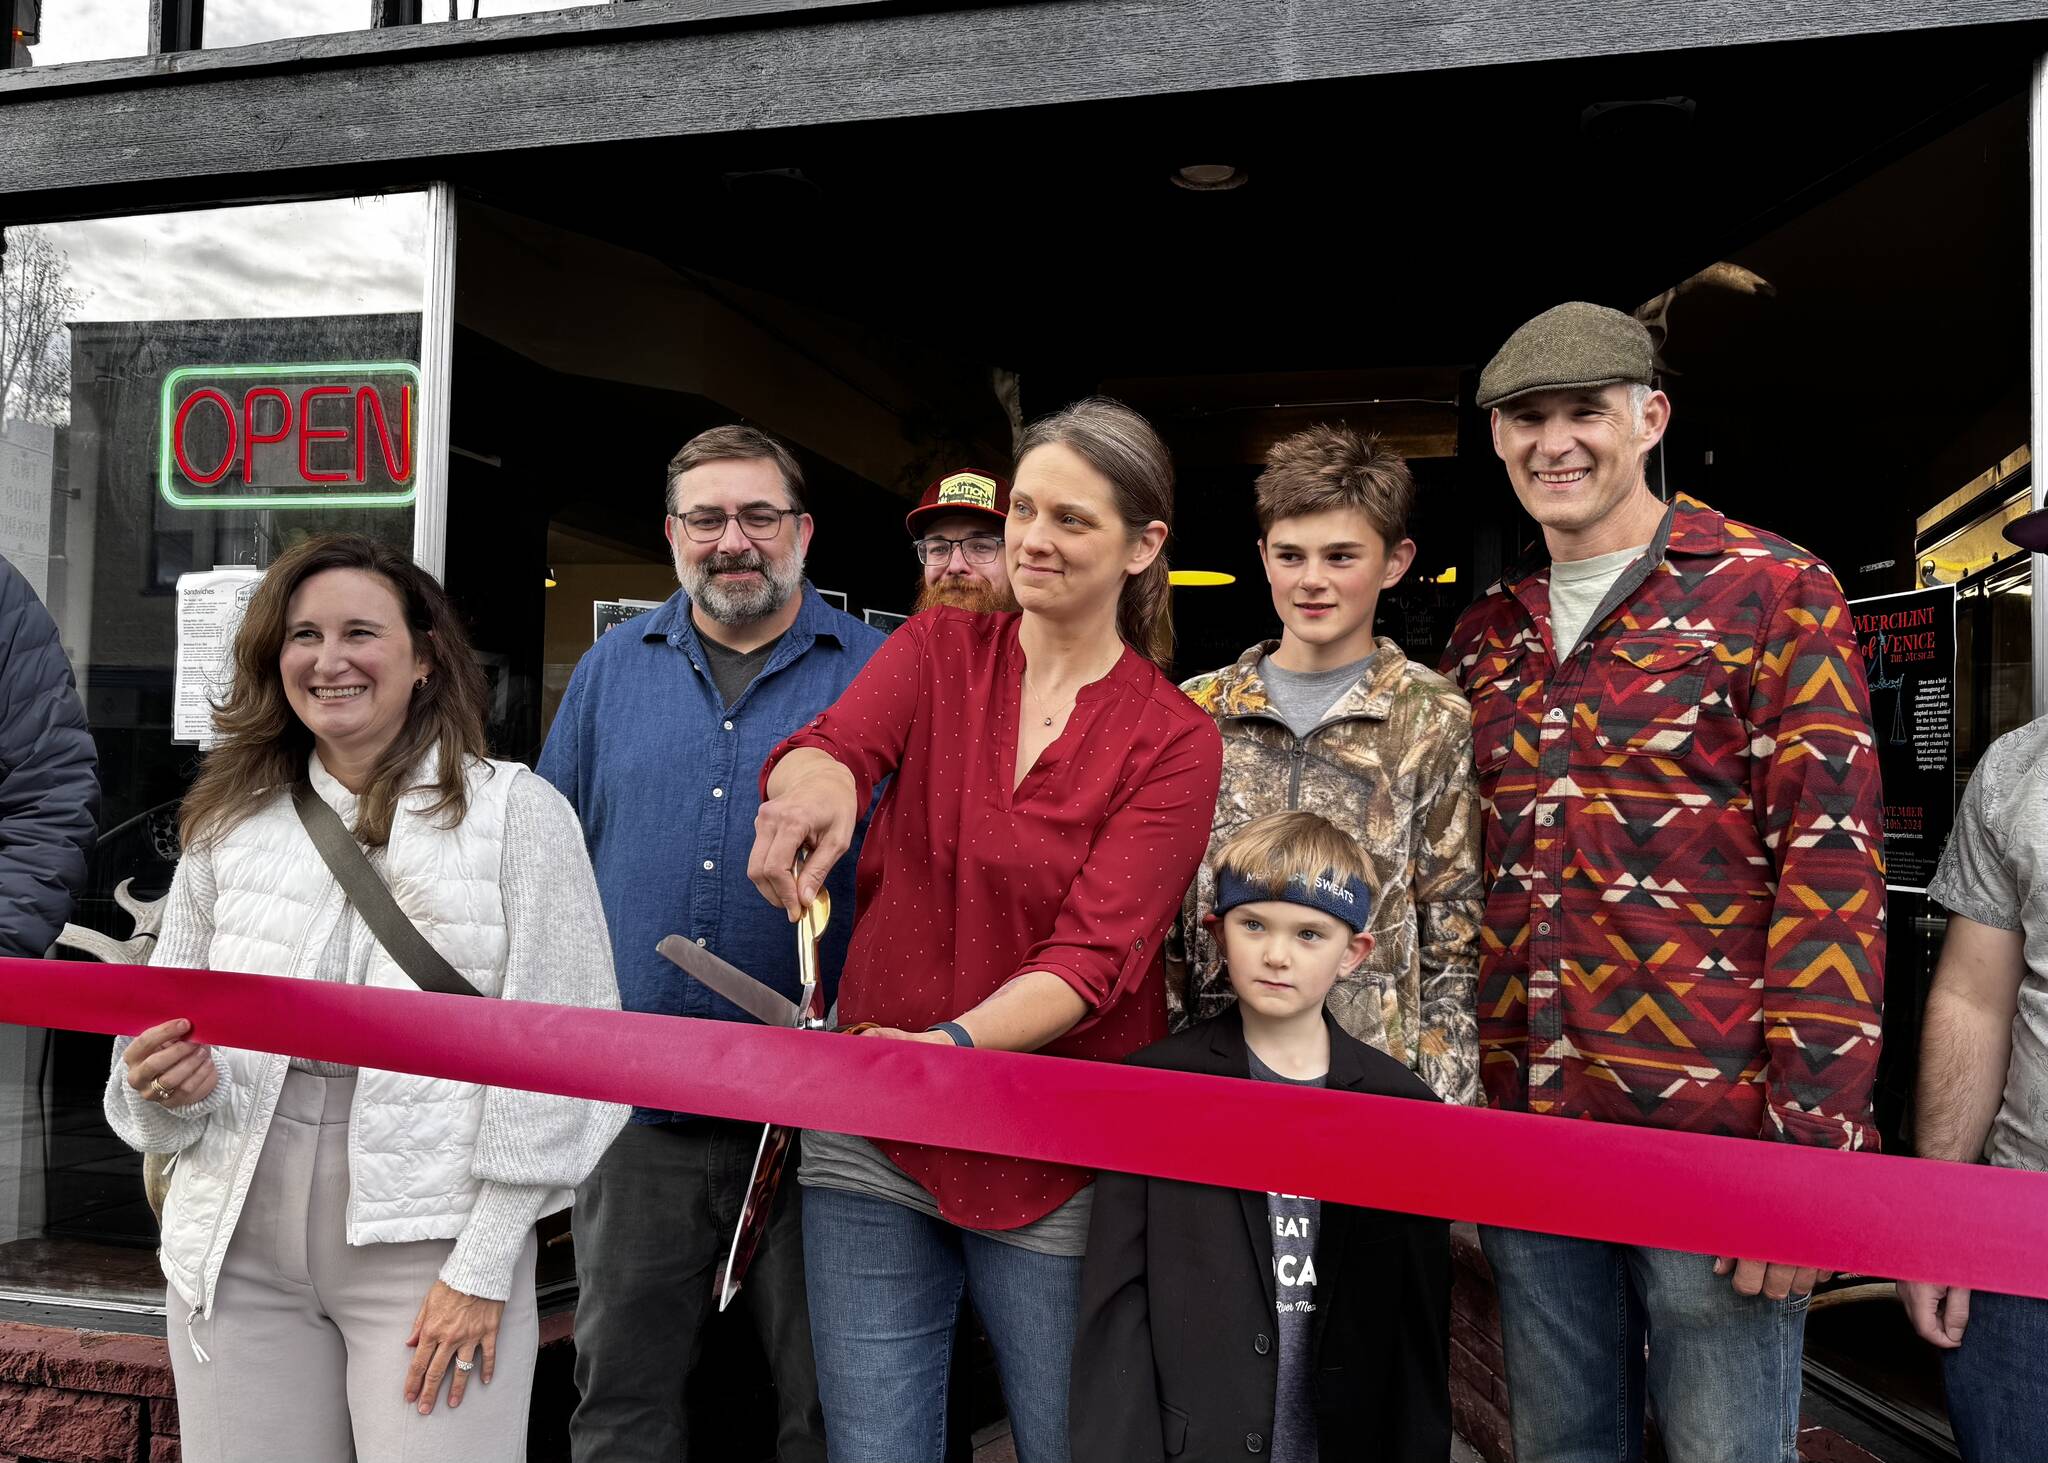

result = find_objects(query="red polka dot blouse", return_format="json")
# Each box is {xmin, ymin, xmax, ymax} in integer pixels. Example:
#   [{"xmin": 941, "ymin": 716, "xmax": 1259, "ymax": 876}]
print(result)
[{"xmin": 764, "ymin": 607, "xmax": 1223, "ymax": 1229}]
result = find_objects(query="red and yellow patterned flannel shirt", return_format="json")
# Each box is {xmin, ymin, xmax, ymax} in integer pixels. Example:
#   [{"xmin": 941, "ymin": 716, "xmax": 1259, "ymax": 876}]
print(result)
[{"xmin": 1440, "ymin": 495, "xmax": 1885, "ymax": 1150}]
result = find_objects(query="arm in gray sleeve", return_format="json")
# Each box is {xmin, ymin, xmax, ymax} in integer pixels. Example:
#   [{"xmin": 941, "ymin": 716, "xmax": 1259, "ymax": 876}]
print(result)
[
  {"xmin": 104, "ymin": 845, "xmax": 232, "ymax": 1152},
  {"xmin": 1927, "ymin": 730, "xmax": 2027, "ymax": 931},
  {"xmin": 442, "ymin": 772, "xmax": 630, "ymax": 1300}
]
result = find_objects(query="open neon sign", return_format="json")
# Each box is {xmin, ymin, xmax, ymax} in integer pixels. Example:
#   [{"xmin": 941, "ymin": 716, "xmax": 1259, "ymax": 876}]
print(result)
[{"xmin": 158, "ymin": 362, "xmax": 421, "ymax": 510}]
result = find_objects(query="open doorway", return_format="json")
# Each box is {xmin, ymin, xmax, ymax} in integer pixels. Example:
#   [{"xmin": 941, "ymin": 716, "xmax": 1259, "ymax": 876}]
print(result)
[{"xmin": 437, "ymin": 29, "xmax": 2034, "ymax": 1457}]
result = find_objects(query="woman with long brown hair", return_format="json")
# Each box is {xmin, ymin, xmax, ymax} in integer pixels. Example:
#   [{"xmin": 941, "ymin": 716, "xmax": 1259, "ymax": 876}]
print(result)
[
  {"xmin": 747, "ymin": 397, "xmax": 1223, "ymax": 1462},
  {"xmin": 103, "ymin": 533, "xmax": 626, "ymax": 1463}
]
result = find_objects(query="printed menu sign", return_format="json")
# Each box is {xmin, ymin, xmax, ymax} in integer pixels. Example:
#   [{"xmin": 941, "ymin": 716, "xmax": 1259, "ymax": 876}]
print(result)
[
  {"xmin": 1849, "ymin": 584, "xmax": 1956, "ymax": 893},
  {"xmin": 174, "ymin": 567, "xmax": 264, "ymax": 746}
]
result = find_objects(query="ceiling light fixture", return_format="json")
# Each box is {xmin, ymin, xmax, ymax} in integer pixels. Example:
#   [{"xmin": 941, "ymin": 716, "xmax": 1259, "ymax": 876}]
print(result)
[
  {"xmin": 544, "ymin": 565, "xmax": 558, "ymax": 589},
  {"xmin": 1170, "ymin": 570, "xmax": 1237, "ymax": 587},
  {"xmin": 1171, "ymin": 164, "xmax": 1248, "ymax": 192}
]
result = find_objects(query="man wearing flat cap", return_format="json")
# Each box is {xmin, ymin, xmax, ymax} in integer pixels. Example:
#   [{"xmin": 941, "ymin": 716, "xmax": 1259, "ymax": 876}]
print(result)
[
  {"xmin": 1895, "ymin": 504, "xmax": 2048, "ymax": 1462},
  {"xmin": 1441, "ymin": 302, "xmax": 1886, "ymax": 1462},
  {"xmin": 908, "ymin": 470, "xmax": 1018, "ymax": 615}
]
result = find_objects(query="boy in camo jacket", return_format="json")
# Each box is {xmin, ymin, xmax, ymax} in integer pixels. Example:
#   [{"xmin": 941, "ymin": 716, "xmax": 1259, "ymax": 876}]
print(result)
[{"xmin": 1173, "ymin": 425, "xmax": 1482, "ymax": 1106}]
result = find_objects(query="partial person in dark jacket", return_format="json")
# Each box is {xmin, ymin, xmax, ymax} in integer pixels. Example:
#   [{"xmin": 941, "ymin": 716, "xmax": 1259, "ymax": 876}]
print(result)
[
  {"xmin": 0, "ymin": 552, "xmax": 97, "ymax": 957},
  {"xmin": 1071, "ymin": 811, "xmax": 1450, "ymax": 1463}
]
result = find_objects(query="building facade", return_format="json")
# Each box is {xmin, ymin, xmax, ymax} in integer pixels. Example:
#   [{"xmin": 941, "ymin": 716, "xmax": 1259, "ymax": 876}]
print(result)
[{"xmin": 5, "ymin": 2, "xmax": 2048, "ymax": 1458}]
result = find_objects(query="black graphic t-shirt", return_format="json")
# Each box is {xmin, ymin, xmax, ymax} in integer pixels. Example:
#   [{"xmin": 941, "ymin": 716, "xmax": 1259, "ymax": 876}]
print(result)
[{"xmin": 1247, "ymin": 1048, "xmax": 1326, "ymax": 1463}]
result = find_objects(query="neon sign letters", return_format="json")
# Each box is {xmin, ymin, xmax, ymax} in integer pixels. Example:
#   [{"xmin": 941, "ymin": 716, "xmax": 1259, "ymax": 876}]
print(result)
[{"xmin": 159, "ymin": 362, "xmax": 421, "ymax": 510}]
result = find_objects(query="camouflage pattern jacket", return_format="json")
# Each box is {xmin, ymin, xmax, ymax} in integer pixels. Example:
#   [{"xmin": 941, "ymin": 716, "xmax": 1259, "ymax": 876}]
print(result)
[
  {"xmin": 1175, "ymin": 638, "xmax": 1484, "ymax": 1105},
  {"xmin": 1440, "ymin": 495, "xmax": 1886, "ymax": 1149}
]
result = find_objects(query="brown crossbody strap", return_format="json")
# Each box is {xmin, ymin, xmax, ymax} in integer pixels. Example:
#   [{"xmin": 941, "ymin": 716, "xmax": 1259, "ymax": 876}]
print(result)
[{"xmin": 292, "ymin": 780, "xmax": 483, "ymax": 999}]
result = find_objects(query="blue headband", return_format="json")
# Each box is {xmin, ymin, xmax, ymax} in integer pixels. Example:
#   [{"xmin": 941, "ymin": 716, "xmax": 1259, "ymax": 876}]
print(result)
[{"xmin": 1212, "ymin": 867, "xmax": 1373, "ymax": 933}]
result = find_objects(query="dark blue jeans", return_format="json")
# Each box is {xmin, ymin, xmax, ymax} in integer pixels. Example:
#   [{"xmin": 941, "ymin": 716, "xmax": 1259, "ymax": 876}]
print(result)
[
  {"xmin": 800, "ymin": 1185, "xmax": 1082, "ymax": 1463},
  {"xmin": 1943, "ymin": 1288, "xmax": 2048, "ymax": 1462},
  {"xmin": 1481, "ymin": 1227, "xmax": 1808, "ymax": 1463}
]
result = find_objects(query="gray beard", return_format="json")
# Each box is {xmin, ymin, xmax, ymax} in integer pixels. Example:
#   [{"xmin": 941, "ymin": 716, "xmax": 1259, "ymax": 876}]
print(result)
[{"xmin": 681, "ymin": 548, "xmax": 806, "ymax": 626}]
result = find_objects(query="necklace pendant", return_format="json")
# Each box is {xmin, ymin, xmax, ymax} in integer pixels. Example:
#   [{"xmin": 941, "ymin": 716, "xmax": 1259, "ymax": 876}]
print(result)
[{"xmin": 1042, "ymin": 715, "xmax": 1054, "ymax": 727}]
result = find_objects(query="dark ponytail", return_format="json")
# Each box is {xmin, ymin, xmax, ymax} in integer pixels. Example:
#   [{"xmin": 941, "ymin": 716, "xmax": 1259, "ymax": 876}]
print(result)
[{"xmin": 1013, "ymin": 396, "xmax": 1176, "ymax": 670}]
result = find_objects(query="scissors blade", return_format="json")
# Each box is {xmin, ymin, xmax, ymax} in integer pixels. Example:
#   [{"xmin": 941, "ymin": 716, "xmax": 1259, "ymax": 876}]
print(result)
[{"xmin": 658, "ymin": 936, "xmax": 804, "ymax": 1028}]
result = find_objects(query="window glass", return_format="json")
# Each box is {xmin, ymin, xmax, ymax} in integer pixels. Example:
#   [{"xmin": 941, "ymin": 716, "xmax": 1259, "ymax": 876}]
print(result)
[
  {"xmin": 13, "ymin": 0, "xmax": 620, "ymax": 71},
  {"xmin": 200, "ymin": 0, "xmax": 372, "ymax": 49},
  {"xmin": 423, "ymin": 0, "xmax": 611, "ymax": 20},
  {"xmin": 13, "ymin": 0, "xmax": 150, "ymax": 65},
  {"xmin": 0, "ymin": 192, "xmax": 431, "ymax": 1310}
]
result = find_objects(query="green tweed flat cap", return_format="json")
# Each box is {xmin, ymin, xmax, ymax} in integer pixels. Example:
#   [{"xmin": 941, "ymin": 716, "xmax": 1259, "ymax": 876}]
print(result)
[{"xmin": 1476, "ymin": 301, "xmax": 1655, "ymax": 410}]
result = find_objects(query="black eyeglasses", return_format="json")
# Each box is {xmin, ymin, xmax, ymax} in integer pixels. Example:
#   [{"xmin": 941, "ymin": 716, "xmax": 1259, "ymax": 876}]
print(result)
[
  {"xmin": 672, "ymin": 507, "xmax": 801, "ymax": 543},
  {"xmin": 913, "ymin": 533, "xmax": 1005, "ymax": 566}
]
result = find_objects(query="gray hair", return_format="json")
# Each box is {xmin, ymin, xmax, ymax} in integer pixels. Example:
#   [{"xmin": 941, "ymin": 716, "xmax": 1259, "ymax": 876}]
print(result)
[{"xmin": 1627, "ymin": 383, "xmax": 1653, "ymax": 434}]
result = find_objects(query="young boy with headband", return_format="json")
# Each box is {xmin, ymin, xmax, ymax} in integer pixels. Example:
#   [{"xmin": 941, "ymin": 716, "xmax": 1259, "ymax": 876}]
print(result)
[{"xmin": 1070, "ymin": 810, "xmax": 1451, "ymax": 1463}]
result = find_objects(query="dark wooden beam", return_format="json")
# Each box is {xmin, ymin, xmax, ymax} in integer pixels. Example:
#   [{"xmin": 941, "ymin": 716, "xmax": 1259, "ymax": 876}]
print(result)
[
  {"xmin": 4, "ymin": 0, "xmax": 2048, "ymax": 215},
  {"xmin": 373, "ymin": 0, "xmax": 423, "ymax": 25}
]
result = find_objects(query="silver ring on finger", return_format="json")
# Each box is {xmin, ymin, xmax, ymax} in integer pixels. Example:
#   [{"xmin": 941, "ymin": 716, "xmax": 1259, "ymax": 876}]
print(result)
[{"xmin": 455, "ymin": 1357, "xmax": 476, "ymax": 1372}]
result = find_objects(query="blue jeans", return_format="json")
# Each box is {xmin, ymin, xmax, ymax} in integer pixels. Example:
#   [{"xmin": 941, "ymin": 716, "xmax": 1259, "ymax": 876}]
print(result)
[
  {"xmin": 1943, "ymin": 1288, "xmax": 2048, "ymax": 1461},
  {"xmin": 1480, "ymin": 1227, "xmax": 1808, "ymax": 1463},
  {"xmin": 801, "ymin": 1185, "xmax": 1082, "ymax": 1463}
]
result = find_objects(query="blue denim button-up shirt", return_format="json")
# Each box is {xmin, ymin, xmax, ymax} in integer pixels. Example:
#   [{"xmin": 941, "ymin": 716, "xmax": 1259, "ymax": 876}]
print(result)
[{"xmin": 539, "ymin": 583, "xmax": 887, "ymax": 1122}]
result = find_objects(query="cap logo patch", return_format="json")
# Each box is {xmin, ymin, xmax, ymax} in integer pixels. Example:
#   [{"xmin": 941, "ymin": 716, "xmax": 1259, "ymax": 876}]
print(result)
[{"xmin": 936, "ymin": 472, "xmax": 998, "ymax": 511}]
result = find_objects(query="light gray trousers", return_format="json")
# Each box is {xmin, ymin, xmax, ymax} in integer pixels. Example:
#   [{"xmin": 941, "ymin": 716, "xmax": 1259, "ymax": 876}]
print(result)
[{"xmin": 167, "ymin": 1071, "xmax": 539, "ymax": 1463}]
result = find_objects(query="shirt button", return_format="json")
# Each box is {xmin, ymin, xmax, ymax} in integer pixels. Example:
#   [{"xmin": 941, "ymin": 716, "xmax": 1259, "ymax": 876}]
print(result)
[
  {"xmin": 1537, "ymin": 921, "xmax": 1552, "ymax": 936},
  {"xmin": 1546, "ymin": 707, "xmax": 1566, "ymax": 723},
  {"xmin": 712, "ymin": 787, "xmax": 725, "ymax": 798},
  {"xmin": 695, "ymin": 938, "xmax": 707, "ymax": 947},
  {"xmin": 723, "ymin": 720, "xmax": 734, "ymax": 731},
  {"xmin": 1246, "ymin": 1434, "xmax": 1265, "ymax": 1454},
  {"xmin": 703, "ymin": 859, "xmax": 715, "ymax": 871},
  {"xmin": 1253, "ymin": 1333, "xmax": 1270, "ymax": 1355}
]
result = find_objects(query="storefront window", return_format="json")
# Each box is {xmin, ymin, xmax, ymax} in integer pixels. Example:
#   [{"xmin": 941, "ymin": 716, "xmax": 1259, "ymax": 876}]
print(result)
[
  {"xmin": 13, "ymin": 1, "xmax": 150, "ymax": 64},
  {"xmin": 10, "ymin": 0, "xmax": 615, "ymax": 68},
  {"xmin": 425, "ymin": 0, "xmax": 611, "ymax": 19},
  {"xmin": 199, "ymin": 0, "xmax": 375, "ymax": 49},
  {"xmin": 0, "ymin": 192, "xmax": 436, "ymax": 1311}
]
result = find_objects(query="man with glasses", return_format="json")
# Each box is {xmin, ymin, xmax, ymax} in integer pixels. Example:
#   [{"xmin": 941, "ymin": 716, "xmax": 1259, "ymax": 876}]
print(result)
[
  {"xmin": 908, "ymin": 470, "xmax": 1017, "ymax": 614},
  {"xmin": 541, "ymin": 424, "xmax": 885, "ymax": 1463}
]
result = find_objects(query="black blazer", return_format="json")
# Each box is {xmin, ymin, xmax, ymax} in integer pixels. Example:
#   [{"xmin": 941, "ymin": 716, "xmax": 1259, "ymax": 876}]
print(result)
[{"xmin": 1069, "ymin": 1008, "xmax": 1451, "ymax": 1462}]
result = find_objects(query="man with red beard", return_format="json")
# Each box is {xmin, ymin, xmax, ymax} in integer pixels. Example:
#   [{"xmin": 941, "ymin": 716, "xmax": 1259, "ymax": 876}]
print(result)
[{"xmin": 908, "ymin": 470, "xmax": 1018, "ymax": 614}]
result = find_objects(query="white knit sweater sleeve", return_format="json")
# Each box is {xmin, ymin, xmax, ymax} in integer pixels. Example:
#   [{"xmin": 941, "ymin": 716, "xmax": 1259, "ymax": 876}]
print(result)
[
  {"xmin": 440, "ymin": 771, "xmax": 630, "ymax": 1300},
  {"xmin": 103, "ymin": 844, "xmax": 234, "ymax": 1153}
]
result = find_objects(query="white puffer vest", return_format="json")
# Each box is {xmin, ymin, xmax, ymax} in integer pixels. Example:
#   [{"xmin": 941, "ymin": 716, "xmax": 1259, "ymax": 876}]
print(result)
[{"xmin": 157, "ymin": 753, "xmax": 554, "ymax": 1317}]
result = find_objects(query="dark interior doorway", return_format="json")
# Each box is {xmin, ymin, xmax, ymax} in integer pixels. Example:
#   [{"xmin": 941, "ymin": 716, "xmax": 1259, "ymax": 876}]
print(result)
[{"xmin": 441, "ymin": 27, "xmax": 2040, "ymax": 1458}]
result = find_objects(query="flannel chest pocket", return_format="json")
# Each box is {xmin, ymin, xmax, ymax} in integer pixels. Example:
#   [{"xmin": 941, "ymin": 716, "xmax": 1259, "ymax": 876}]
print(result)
[
  {"xmin": 1591, "ymin": 637, "xmax": 1712, "ymax": 758},
  {"xmin": 1469, "ymin": 645, "xmax": 1530, "ymax": 773}
]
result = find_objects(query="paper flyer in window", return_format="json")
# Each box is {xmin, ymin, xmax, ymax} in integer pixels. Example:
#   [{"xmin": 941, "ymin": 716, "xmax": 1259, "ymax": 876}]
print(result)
[
  {"xmin": 174, "ymin": 567, "xmax": 265, "ymax": 747},
  {"xmin": 592, "ymin": 598, "xmax": 664, "ymax": 643}
]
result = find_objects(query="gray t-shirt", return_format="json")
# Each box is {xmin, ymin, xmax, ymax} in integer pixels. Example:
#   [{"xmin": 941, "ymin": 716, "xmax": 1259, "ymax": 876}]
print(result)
[
  {"xmin": 1548, "ymin": 542, "xmax": 1650, "ymax": 660},
  {"xmin": 698, "ymin": 629, "xmax": 785, "ymax": 708},
  {"xmin": 798, "ymin": 1127, "xmax": 1093, "ymax": 1256},
  {"xmin": 1248, "ymin": 1048, "xmax": 1326, "ymax": 1463},
  {"xmin": 1259, "ymin": 653, "xmax": 1375, "ymax": 739},
  {"xmin": 1926, "ymin": 715, "xmax": 2048, "ymax": 1172}
]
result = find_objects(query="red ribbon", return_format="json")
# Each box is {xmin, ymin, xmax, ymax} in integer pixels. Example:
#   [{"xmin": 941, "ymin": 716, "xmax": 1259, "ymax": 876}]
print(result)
[{"xmin": 13, "ymin": 956, "xmax": 2045, "ymax": 1297}]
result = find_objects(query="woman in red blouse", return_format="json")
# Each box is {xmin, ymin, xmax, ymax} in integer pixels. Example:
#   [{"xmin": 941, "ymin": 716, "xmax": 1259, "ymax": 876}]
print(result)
[{"xmin": 749, "ymin": 397, "xmax": 1222, "ymax": 1463}]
